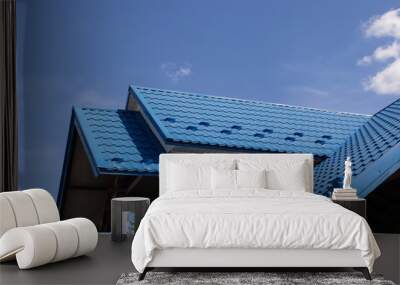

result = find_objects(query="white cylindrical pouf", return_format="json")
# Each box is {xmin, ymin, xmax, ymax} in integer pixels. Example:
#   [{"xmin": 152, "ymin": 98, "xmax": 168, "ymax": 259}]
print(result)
[
  {"xmin": 42, "ymin": 221, "xmax": 79, "ymax": 262},
  {"xmin": 65, "ymin": 218, "xmax": 98, "ymax": 257},
  {"xmin": 0, "ymin": 218, "xmax": 98, "ymax": 269},
  {"xmin": 24, "ymin": 189, "xmax": 60, "ymax": 223},
  {"xmin": 0, "ymin": 196, "xmax": 17, "ymax": 237},
  {"xmin": 0, "ymin": 192, "xmax": 39, "ymax": 227}
]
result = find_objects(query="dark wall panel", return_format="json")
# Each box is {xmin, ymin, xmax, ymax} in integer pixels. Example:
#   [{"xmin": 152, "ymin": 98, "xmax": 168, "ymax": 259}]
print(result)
[{"xmin": 367, "ymin": 170, "xmax": 400, "ymax": 233}]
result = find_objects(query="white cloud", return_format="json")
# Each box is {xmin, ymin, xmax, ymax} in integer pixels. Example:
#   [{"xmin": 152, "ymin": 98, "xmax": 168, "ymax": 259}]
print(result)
[
  {"xmin": 288, "ymin": 86, "xmax": 329, "ymax": 97},
  {"xmin": 364, "ymin": 59, "xmax": 400, "ymax": 95},
  {"xmin": 161, "ymin": 62, "xmax": 192, "ymax": 82},
  {"xmin": 358, "ymin": 55, "xmax": 373, "ymax": 66},
  {"xmin": 364, "ymin": 9, "xmax": 400, "ymax": 39},
  {"xmin": 359, "ymin": 8, "xmax": 400, "ymax": 95},
  {"xmin": 358, "ymin": 41, "xmax": 400, "ymax": 65}
]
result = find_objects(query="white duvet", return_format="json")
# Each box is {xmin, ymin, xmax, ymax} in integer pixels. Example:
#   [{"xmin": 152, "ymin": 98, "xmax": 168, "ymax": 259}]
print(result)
[{"xmin": 131, "ymin": 190, "xmax": 380, "ymax": 273}]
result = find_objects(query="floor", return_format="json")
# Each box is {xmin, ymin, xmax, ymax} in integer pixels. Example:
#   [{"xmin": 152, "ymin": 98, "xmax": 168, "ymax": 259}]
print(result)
[
  {"xmin": 373, "ymin": 233, "xmax": 400, "ymax": 284},
  {"xmin": 1, "ymin": 233, "xmax": 399, "ymax": 285},
  {"xmin": 0, "ymin": 234, "xmax": 133, "ymax": 285}
]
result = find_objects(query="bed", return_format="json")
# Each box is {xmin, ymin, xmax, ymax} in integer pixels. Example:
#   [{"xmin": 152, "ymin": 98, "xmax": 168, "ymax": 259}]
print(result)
[{"xmin": 131, "ymin": 154, "xmax": 380, "ymax": 280}]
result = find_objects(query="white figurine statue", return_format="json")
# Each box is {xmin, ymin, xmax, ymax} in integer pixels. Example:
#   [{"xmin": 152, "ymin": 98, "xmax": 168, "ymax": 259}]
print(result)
[{"xmin": 342, "ymin": 156, "xmax": 352, "ymax": 189}]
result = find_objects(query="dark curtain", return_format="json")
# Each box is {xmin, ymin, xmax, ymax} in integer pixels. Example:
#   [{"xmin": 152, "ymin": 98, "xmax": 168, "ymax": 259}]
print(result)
[{"xmin": 0, "ymin": 0, "xmax": 17, "ymax": 192}]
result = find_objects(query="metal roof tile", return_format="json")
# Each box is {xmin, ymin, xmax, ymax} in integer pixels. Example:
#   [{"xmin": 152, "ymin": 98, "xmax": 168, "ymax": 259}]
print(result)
[
  {"xmin": 74, "ymin": 107, "xmax": 164, "ymax": 175},
  {"xmin": 129, "ymin": 86, "xmax": 370, "ymax": 156},
  {"xmin": 315, "ymin": 98, "xmax": 400, "ymax": 197}
]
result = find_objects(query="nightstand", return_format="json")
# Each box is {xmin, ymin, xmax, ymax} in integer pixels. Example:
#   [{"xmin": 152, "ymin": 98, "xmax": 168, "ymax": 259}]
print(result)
[
  {"xmin": 332, "ymin": 198, "xmax": 366, "ymax": 219},
  {"xmin": 111, "ymin": 197, "xmax": 150, "ymax": 242}
]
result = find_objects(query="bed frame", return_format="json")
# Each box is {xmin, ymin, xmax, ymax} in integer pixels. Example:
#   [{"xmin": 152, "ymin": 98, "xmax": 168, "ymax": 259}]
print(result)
[
  {"xmin": 140, "ymin": 248, "xmax": 370, "ymax": 280},
  {"xmin": 139, "ymin": 154, "xmax": 371, "ymax": 280}
]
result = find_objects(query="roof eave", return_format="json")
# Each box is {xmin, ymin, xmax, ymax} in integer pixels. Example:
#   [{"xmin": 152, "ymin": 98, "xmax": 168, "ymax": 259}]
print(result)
[{"xmin": 163, "ymin": 139, "xmax": 326, "ymax": 159}]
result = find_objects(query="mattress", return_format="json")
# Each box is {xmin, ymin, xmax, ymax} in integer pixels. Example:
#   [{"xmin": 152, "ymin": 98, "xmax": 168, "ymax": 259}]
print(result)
[{"xmin": 131, "ymin": 190, "xmax": 380, "ymax": 273}]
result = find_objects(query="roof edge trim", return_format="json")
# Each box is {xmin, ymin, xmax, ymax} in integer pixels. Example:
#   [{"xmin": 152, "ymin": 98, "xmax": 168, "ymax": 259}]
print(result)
[
  {"xmin": 57, "ymin": 108, "xmax": 101, "ymax": 208},
  {"xmin": 129, "ymin": 85, "xmax": 371, "ymax": 118},
  {"xmin": 57, "ymin": 111, "xmax": 76, "ymax": 207},
  {"xmin": 72, "ymin": 107, "xmax": 101, "ymax": 177}
]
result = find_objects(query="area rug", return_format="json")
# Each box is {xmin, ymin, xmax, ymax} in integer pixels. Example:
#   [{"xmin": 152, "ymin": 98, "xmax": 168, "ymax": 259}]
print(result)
[{"xmin": 116, "ymin": 272, "xmax": 396, "ymax": 285}]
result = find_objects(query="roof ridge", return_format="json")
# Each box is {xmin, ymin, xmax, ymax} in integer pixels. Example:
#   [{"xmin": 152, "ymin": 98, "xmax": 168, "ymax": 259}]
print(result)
[
  {"xmin": 370, "ymin": 97, "xmax": 400, "ymax": 117},
  {"xmin": 130, "ymin": 85, "xmax": 370, "ymax": 118},
  {"xmin": 74, "ymin": 106, "xmax": 132, "ymax": 112},
  {"xmin": 350, "ymin": 96, "xmax": 400, "ymax": 140}
]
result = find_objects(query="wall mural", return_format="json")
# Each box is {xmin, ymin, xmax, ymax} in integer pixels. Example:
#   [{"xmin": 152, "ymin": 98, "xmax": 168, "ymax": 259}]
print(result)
[{"xmin": 17, "ymin": 1, "xmax": 399, "ymax": 233}]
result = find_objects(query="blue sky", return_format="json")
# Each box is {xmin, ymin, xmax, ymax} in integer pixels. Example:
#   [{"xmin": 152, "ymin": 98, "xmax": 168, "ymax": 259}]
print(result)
[{"xmin": 17, "ymin": 0, "xmax": 400, "ymax": 197}]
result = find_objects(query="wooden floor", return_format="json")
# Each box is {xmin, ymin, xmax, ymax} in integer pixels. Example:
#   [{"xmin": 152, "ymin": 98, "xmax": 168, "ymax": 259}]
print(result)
[
  {"xmin": 0, "ymin": 234, "xmax": 133, "ymax": 285},
  {"xmin": 1, "ymin": 233, "xmax": 398, "ymax": 285}
]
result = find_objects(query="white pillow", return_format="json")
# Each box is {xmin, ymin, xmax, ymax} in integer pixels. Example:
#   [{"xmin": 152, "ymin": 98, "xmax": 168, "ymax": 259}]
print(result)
[
  {"xmin": 211, "ymin": 169, "xmax": 268, "ymax": 191},
  {"xmin": 236, "ymin": 169, "xmax": 267, "ymax": 189},
  {"xmin": 211, "ymin": 168, "xmax": 236, "ymax": 190},
  {"xmin": 238, "ymin": 159, "xmax": 309, "ymax": 192},
  {"xmin": 166, "ymin": 159, "xmax": 236, "ymax": 192},
  {"xmin": 267, "ymin": 162, "xmax": 307, "ymax": 191},
  {"xmin": 166, "ymin": 162, "xmax": 210, "ymax": 191}
]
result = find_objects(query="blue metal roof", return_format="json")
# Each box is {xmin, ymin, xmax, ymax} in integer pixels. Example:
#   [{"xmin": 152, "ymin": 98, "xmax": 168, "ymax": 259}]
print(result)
[
  {"xmin": 129, "ymin": 86, "xmax": 370, "ymax": 157},
  {"xmin": 315, "ymin": 98, "xmax": 400, "ymax": 197},
  {"xmin": 74, "ymin": 107, "xmax": 164, "ymax": 175}
]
